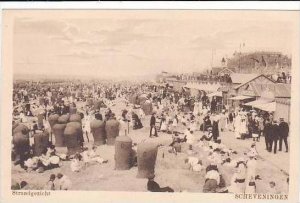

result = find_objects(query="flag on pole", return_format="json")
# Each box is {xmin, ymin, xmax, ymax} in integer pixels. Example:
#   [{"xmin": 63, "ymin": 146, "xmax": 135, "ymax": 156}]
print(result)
[{"xmin": 261, "ymin": 56, "xmax": 267, "ymax": 67}]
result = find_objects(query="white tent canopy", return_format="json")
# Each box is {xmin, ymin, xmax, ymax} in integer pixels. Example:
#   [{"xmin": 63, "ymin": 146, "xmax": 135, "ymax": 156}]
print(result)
[
  {"xmin": 244, "ymin": 99, "xmax": 271, "ymax": 106},
  {"xmin": 228, "ymin": 95, "xmax": 253, "ymax": 100},
  {"xmin": 252, "ymin": 102, "xmax": 276, "ymax": 112}
]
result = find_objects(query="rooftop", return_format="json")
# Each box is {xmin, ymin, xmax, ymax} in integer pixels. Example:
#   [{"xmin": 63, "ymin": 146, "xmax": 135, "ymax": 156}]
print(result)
[
  {"xmin": 251, "ymin": 83, "xmax": 291, "ymax": 98},
  {"xmin": 230, "ymin": 73, "xmax": 259, "ymax": 84}
]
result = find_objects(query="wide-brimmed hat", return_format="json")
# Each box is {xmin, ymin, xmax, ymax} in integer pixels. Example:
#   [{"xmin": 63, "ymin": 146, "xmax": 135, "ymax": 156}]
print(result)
[{"xmin": 50, "ymin": 156, "xmax": 60, "ymax": 164}]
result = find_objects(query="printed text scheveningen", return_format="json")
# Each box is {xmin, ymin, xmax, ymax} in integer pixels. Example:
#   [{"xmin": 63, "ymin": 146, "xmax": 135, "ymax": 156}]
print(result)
[{"xmin": 235, "ymin": 193, "xmax": 288, "ymax": 200}]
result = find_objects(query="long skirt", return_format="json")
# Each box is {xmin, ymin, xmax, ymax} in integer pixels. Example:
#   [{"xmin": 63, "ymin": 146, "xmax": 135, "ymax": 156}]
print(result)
[
  {"xmin": 228, "ymin": 181, "xmax": 245, "ymax": 193},
  {"xmin": 160, "ymin": 121, "xmax": 168, "ymax": 131}
]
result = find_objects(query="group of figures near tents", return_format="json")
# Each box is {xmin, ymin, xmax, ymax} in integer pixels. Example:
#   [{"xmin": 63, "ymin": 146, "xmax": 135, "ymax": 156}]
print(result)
[{"xmin": 11, "ymin": 79, "xmax": 289, "ymax": 193}]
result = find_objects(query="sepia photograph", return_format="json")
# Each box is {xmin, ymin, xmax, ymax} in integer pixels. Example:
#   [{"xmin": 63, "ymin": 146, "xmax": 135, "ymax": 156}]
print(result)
[{"xmin": 1, "ymin": 6, "xmax": 300, "ymax": 203}]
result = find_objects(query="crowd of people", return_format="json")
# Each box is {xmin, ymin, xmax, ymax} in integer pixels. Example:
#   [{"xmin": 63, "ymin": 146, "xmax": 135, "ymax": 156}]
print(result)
[{"xmin": 11, "ymin": 79, "xmax": 289, "ymax": 193}]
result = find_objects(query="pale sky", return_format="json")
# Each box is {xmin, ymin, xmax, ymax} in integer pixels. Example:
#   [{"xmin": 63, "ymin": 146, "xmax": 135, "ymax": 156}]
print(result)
[{"xmin": 12, "ymin": 10, "xmax": 297, "ymax": 78}]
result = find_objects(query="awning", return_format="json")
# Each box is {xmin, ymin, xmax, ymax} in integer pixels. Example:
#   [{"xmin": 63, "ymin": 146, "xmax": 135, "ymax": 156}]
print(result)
[
  {"xmin": 229, "ymin": 95, "xmax": 254, "ymax": 100},
  {"xmin": 184, "ymin": 83, "xmax": 221, "ymax": 92},
  {"xmin": 253, "ymin": 102, "xmax": 276, "ymax": 112},
  {"xmin": 243, "ymin": 99, "xmax": 270, "ymax": 107},
  {"xmin": 207, "ymin": 91, "xmax": 223, "ymax": 97}
]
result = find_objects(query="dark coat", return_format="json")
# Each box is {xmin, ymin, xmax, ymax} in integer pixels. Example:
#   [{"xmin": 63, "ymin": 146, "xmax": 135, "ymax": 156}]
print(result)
[
  {"xmin": 203, "ymin": 179, "xmax": 218, "ymax": 193},
  {"xmin": 150, "ymin": 115, "xmax": 156, "ymax": 126},
  {"xmin": 279, "ymin": 122, "xmax": 289, "ymax": 137},
  {"xmin": 212, "ymin": 121, "xmax": 219, "ymax": 138},
  {"xmin": 251, "ymin": 120, "xmax": 259, "ymax": 134},
  {"xmin": 147, "ymin": 180, "xmax": 161, "ymax": 192},
  {"xmin": 263, "ymin": 123, "xmax": 272, "ymax": 138},
  {"xmin": 271, "ymin": 124, "xmax": 280, "ymax": 141},
  {"xmin": 229, "ymin": 113, "xmax": 234, "ymax": 122}
]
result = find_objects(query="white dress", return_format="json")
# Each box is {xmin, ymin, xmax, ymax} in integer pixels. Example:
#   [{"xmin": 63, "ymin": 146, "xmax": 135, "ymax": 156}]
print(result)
[
  {"xmin": 228, "ymin": 168, "xmax": 246, "ymax": 193},
  {"xmin": 70, "ymin": 159, "xmax": 81, "ymax": 172},
  {"xmin": 245, "ymin": 181, "xmax": 256, "ymax": 194},
  {"xmin": 234, "ymin": 115, "xmax": 241, "ymax": 138},
  {"xmin": 89, "ymin": 150, "xmax": 105, "ymax": 163},
  {"xmin": 186, "ymin": 132, "xmax": 195, "ymax": 145},
  {"xmin": 190, "ymin": 122, "xmax": 197, "ymax": 132},
  {"xmin": 138, "ymin": 108, "xmax": 145, "ymax": 119},
  {"xmin": 20, "ymin": 113, "xmax": 27, "ymax": 123},
  {"xmin": 219, "ymin": 114, "xmax": 227, "ymax": 131},
  {"xmin": 181, "ymin": 116, "xmax": 188, "ymax": 125},
  {"xmin": 193, "ymin": 103, "xmax": 199, "ymax": 115},
  {"xmin": 172, "ymin": 118, "xmax": 178, "ymax": 127},
  {"xmin": 119, "ymin": 119, "xmax": 128, "ymax": 136},
  {"xmin": 160, "ymin": 120, "xmax": 168, "ymax": 131},
  {"xmin": 246, "ymin": 159, "xmax": 257, "ymax": 182},
  {"xmin": 239, "ymin": 120, "xmax": 248, "ymax": 135},
  {"xmin": 84, "ymin": 117, "xmax": 91, "ymax": 133},
  {"xmin": 58, "ymin": 176, "xmax": 72, "ymax": 190}
]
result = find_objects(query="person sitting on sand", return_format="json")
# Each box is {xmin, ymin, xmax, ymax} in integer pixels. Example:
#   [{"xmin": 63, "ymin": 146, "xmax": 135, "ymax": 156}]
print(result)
[
  {"xmin": 186, "ymin": 130, "xmax": 195, "ymax": 145},
  {"xmin": 39, "ymin": 149, "xmax": 61, "ymax": 172},
  {"xmin": 246, "ymin": 152, "xmax": 257, "ymax": 184},
  {"xmin": 228, "ymin": 160, "xmax": 247, "ymax": 193},
  {"xmin": 57, "ymin": 173, "xmax": 72, "ymax": 190},
  {"xmin": 88, "ymin": 146, "xmax": 108, "ymax": 164},
  {"xmin": 81, "ymin": 147, "xmax": 90, "ymax": 167},
  {"xmin": 200, "ymin": 126, "xmax": 213, "ymax": 141},
  {"xmin": 147, "ymin": 174, "xmax": 174, "ymax": 192},
  {"xmin": 269, "ymin": 181, "xmax": 280, "ymax": 194},
  {"xmin": 248, "ymin": 143, "xmax": 258, "ymax": 158},
  {"xmin": 24, "ymin": 156, "xmax": 40, "ymax": 172},
  {"xmin": 70, "ymin": 153, "xmax": 82, "ymax": 172},
  {"xmin": 245, "ymin": 176, "xmax": 256, "ymax": 194},
  {"xmin": 203, "ymin": 164, "xmax": 221, "ymax": 193},
  {"xmin": 132, "ymin": 112, "xmax": 143, "ymax": 130},
  {"xmin": 44, "ymin": 174, "xmax": 56, "ymax": 190},
  {"xmin": 169, "ymin": 132, "xmax": 182, "ymax": 155},
  {"xmin": 19, "ymin": 181, "xmax": 30, "ymax": 190},
  {"xmin": 45, "ymin": 145, "xmax": 56, "ymax": 157}
]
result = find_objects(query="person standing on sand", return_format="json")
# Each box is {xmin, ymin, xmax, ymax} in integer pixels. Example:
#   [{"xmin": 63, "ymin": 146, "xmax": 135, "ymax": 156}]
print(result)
[
  {"xmin": 278, "ymin": 118, "xmax": 289, "ymax": 152},
  {"xmin": 150, "ymin": 112, "xmax": 158, "ymax": 137},
  {"xmin": 270, "ymin": 120, "xmax": 280, "ymax": 154},
  {"xmin": 264, "ymin": 119, "xmax": 272, "ymax": 152}
]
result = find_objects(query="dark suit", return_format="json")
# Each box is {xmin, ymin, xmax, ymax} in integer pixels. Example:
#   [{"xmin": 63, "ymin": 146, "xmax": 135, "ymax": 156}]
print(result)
[
  {"xmin": 263, "ymin": 123, "xmax": 272, "ymax": 151},
  {"xmin": 279, "ymin": 121, "xmax": 289, "ymax": 152},
  {"xmin": 150, "ymin": 115, "xmax": 157, "ymax": 137},
  {"xmin": 270, "ymin": 124, "xmax": 280, "ymax": 153},
  {"xmin": 212, "ymin": 121, "xmax": 219, "ymax": 142}
]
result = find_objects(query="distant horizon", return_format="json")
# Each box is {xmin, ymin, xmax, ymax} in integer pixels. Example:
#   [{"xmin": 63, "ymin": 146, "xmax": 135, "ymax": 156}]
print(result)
[{"xmin": 13, "ymin": 72, "xmax": 158, "ymax": 82}]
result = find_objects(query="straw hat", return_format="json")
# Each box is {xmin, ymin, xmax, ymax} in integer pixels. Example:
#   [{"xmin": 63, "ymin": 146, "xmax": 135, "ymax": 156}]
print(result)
[{"xmin": 50, "ymin": 156, "xmax": 60, "ymax": 165}]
